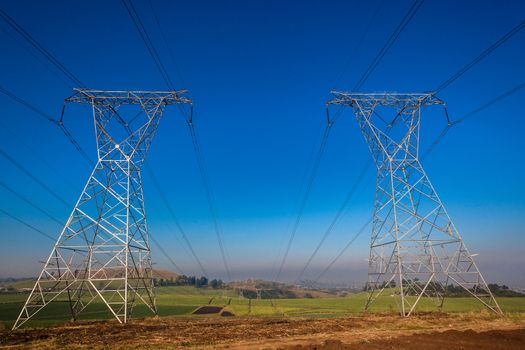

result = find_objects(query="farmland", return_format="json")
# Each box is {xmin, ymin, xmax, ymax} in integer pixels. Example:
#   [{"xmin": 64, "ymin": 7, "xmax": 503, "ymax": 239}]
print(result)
[
  {"xmin": 2, "ymin": 285, "xmax": 525, "ymax": 329},
  {"xmin": 1, "ymin": 285, "xmax": 525, "ymax": 349}
]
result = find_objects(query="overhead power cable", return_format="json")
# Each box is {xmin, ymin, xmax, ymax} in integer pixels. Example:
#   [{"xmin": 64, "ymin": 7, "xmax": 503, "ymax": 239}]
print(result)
[
  {"xmin": 0, "ymin": 85, "xmax": 56, "ymax": 123},
  {"xmin": 0, "ymin": 119, "xmax": 78, "ymax": 190},
  {"xmin": 0, "ymin": 176, "xmax": 187, "ymax": 276},
  {"xmin": 332, "ymin": 0, "xmax": 385, "ymax": 89},
  {"xmin": 147, "ymin": 0, "xmax": 186, "ymax": 87},
  {"xmin": 275, "ymin": 121, "xmax": 333, "ymax": 282},
  {"xmin": 124, "ymin": 0, "xmax": 209, "ymax": 277},
  {"xmin": 454, "ymin": 81, "xmax": 525, "ymax": 125},
  {"xmin": 424, "ymin": 80, "xmax": 525, "ymax": 158},
  {"xmin": 315, "ymin": 216, "xmax": 372, "ymax": 282},
  {"xmin": 122, "ymin": 0, "xmax": 190, "ymax": 121},
  {"xmin": 0, "ymin": 9, "xmax": 85, "ymax": 87},
  {"xmin": 145, "ymin": 166, "xmax": 209, "ymax": 278},
  {"xmin": 353, "ymin": 0, "xmax": 424, "ymax": 90},
  {"xmin": 187, "ymin": 119, "xmax": 232, "ymax": 281},
  {"xmin": 0, "ymin": 181, "xmax": 63, "ymax": 227},
  {"xmin": 269, "ymin": 118, "xmax": 325, "ymax": 278},
  {"xmin": 0, "ymin": 85, "xmax": 94, "ymax": 166},
  {"xmin": 149, "ymin": 234, "xmax": 185, "ymax": 275},
  {"xmin": 0, "ymin": 11, "xmax": 93, "ymax": 167},
  {"xmin": 121, "ymin": 0, "xmax": 175, "ymax": 90},
  {"xmin": 330, "ymin": 0, "xmax": 423, "ymax": 121},
  {"xmin": 309, "ymin": 106, "xmax": 398, "ymax": 284},
  {"xmin": 0, "ymin": 208, "xmax": 55, "ymax": 241},
  {"xmin": 0, "ymin": 148, "xmax": 71, "ymax": 208},
  {"xmin": 434, "ymin": 18, "xmax": 525, "ymax": 93},
  {"xmin": 294, "ymin": 161, "xmax": 372, "ymax": 283},
  {"xmin": 0, "ymin": 25, "xmax": 72, "ymax": 88}
]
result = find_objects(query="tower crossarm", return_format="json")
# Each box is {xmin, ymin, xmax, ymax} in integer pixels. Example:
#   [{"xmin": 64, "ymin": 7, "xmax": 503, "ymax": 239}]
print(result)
[
  {"xmin": 327, "ymin": 91, "xmax": 443, "ymax": 108},
  {"xmin": 66, "ymin": 88, "xmax": 192, "ymax": 106}
]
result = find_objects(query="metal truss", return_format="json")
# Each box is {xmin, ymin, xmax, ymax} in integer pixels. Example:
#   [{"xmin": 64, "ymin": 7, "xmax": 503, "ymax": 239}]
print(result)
[
  {"xmin": 13, "ymin": 89, "xmax": 191, "ymax": 329},
  {"xmin": 328, "ymin": 92, "xmax": 501, "ymax": 316}
]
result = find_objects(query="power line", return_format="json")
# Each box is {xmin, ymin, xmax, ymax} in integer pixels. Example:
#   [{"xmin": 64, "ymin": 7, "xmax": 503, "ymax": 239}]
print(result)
[
  {"xmin": 149, "ymin": 234, "xmax": 185, "ymax": 275},
  {"xmin": 0, "ymin": 208, "xmax": 55, "ymax": 241},
  {"xmin": 122, "ymin": 0, "xmax": 190, "ymax": 122},
  {"xmin": 0, "ymin": 181, "xmax": 63, "ymax": 227},
  {"xmin": 0, "ymin": 85, "xmax": 94, "ymax": 166},
  {"xmin": 308, "ymin": 107, "xmax": 397, "ymax": 284},
  {"xmin": 305, "ymin": 0, "xmax": 415, "ymax": 281},
  {"xmin": 146, "ymin": 198, "xmax": 195, "ymax": 261},
  {"xmin": 424, "ymin": 81, "xmax": 525, "ymax": 158},
  {"xmin": 269, "ymin": 118, "xmax": 324, "ymax": 278},
  {"xmin": 353, "ymin": 0, "xmax": 424, "ymax": 90},
  {"xmin": 0, "ymin": 11, "xmax": 93, "ymax": 166},
  {"xmin": 293, "ymin": 109, "xmax": 389, "ymax": 284},
  {"xmin": 0, "ymin": 25, "xmax": 73, "ymax": 88},
  {"xmin": 0, "ymin": 119, "xmax": 78, "ymax": 191},
  {"xmin": 454, "ymin": 81, "xmax": 525, "ymax": 125},
  {"xmin": 294, "ymin": 161, "xmax": 371, "ymax": 283},
  {"xmin": 332, "ymin": 0, "xmax": 385, "ymax": 89},
  {"xmin": 275, "ymin": 122, "xmax": 333, "ymax": 281},
  {"xmin": 0, "ymin": 85, "xmax": 55, "ymax": 122},
  {"xmin": 435, "ymin": 18, "xmax": 525, "ymax": 93},
  {"xmin": 125, "ymin": 0, "xmax": 208, "ymax": 274},
  {"xmin": 187, "ymin": 119, "xmax": 232, "ymax": 281},
  {"xmin": 144, "ymin": 165, "xmax": 209, "ymax": 278},
  {"xmin": 0, "ymin": 148, "xmax": 71, "ymax": 208},
  {"xmin": 123, "ymin": 0, "xmax": 214, "ymax": 279},
  {"xmin": 123, "ymin": 0, "xmax": 206, "ymax": 275},
  {"xmin": 121, "ymin": 0, "xmax": 175, "ymax": 90},
  {"xmin": 315, "ymin": 216, "xmax": 372, "ymax": 282},
  {"xmin": 0, "ymin": 8, "xmax": 85, "ymax": 87},
  {"xmin": 147, "ymin": 0, "xmax": 186, "ymax": 87},
  {"xmin": 330, "ymin": 0, "xmax": 423, "ymax": 121}
]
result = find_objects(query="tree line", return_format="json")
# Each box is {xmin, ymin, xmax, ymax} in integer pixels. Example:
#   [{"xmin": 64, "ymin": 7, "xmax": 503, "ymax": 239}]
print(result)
[{"xmin": 154, "ymin": 275, "xmax": 224, "ymax": 288}]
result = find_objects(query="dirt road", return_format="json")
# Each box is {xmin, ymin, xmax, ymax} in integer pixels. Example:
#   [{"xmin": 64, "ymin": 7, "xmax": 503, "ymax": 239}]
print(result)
[{"xmin": 1, "ymin": 312, "xmax": 524, "ymax": 349}]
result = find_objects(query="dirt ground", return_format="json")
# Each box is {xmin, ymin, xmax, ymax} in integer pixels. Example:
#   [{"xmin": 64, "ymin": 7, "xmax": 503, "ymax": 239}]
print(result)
[{"xmin": 1, "ymin": 312, "xmax": 524, "ymax": 349}]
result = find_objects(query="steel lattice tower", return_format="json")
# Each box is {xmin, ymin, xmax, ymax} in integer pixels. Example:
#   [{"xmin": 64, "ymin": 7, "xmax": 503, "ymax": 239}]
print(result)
[
  {"xmin": 13, "ymin": 89, "xmax": 191, "ymax": 329},
  {"xmin": 328, "ymin": 92, "xmax": 501, "ymax": 316}
]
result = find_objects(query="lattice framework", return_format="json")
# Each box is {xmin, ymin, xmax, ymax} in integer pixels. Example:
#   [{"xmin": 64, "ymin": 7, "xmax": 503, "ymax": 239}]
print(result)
[
  {"xmin": 13, "ymin": 89, "xmax": 191, "ymax": 329},
  {"xmin": 328, "ymin": 92, "xmax": 501, "ymax": 316}
]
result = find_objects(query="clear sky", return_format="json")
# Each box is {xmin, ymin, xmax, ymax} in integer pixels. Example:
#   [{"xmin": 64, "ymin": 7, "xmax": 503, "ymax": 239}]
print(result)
[{"xmin": 0, "ymin": 0, "xmax": 524, "ymax": 286}]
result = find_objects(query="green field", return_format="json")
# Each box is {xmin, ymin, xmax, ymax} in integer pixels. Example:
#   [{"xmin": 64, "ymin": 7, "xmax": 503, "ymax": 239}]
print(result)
[{"xmin": 1, "ymin": 286, "xmax": 525, "ymax": 329}]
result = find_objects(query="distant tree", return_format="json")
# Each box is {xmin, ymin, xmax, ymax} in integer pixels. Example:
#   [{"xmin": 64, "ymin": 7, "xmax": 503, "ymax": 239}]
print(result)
[
  {"xmin": 195, "ymin": 276, "xmax": 208, "ymax": 288},
  {"xmin": 210, "ymin": 279, "xmax": 223, "ymax": 288}
]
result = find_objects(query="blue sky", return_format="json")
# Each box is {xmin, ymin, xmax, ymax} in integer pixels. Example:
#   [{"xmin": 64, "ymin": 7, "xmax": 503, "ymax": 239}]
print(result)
[{"xmin": 0, "ymin": 0, "xmax": 524, "ymax": 286}]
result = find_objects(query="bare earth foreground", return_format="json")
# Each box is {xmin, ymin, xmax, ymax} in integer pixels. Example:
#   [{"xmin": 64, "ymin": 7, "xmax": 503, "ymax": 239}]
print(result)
[{"xmin": 1, "ymin": 312, "xmax": 524, "ymax": 349}]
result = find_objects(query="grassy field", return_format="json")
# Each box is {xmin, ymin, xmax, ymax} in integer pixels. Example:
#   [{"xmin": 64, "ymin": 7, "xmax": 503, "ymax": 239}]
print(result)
[{"xmin": 1, "ymin": 285, "xmax": 525, "ymax": 329}]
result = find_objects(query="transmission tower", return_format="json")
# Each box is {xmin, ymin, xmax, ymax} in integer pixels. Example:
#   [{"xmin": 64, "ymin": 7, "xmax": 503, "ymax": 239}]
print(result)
[
  {"xmin": 328, "ymin": 92, "xmax": 501, "ymax": 316},
  {"xmin": 13, "ymin": 89, "xmax": 191, "ymax": 329}
]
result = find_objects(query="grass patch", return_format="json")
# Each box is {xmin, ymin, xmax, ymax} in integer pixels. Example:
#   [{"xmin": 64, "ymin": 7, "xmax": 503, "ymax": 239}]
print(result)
[{"xmin": 1, "ymin": 286, "xmax": 524, "ymax": 328}]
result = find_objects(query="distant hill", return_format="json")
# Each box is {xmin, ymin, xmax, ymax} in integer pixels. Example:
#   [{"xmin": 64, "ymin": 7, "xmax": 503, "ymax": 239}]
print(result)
[
  {"xmin": 228, "ymin": 279, "xmax": 346, "ymax": 299},
  {"xmin": 152, "ymin": 269, "xmax": 179, "ymax": 280},
  {"xmin": 0, "ymin": 269, "xmax": 180, "ymax": 290}
]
